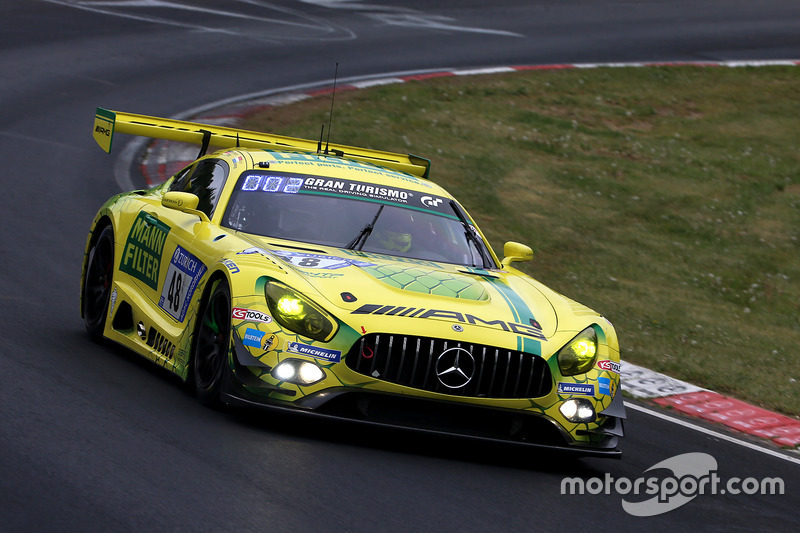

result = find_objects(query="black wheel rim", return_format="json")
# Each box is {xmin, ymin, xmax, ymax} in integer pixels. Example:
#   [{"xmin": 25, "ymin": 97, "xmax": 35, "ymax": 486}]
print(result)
[
  {"xmin": 84, "ymin": 233, "xmax": 113, "ymax": 326},
  {"xmin": 195, "ymin": 288, "xmax": 230, "ymax": 389}
]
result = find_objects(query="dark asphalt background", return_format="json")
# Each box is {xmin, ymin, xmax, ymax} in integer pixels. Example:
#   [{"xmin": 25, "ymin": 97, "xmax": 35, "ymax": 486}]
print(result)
[{"xmin": 1, "ymin": 1, "xmax": 799, "ymax": 531}]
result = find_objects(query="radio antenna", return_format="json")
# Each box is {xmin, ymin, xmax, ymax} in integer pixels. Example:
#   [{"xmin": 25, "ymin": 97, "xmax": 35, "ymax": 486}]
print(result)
[{"xmin": 324, "ymin": 62, "xmax": 339, "ymax": 155}]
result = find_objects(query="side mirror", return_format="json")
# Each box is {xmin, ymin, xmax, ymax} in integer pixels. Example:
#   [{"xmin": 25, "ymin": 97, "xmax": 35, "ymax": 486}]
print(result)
[
  {"xmin": 501, "ymin": 241, "xmax": 533, "ymax": 268},
  {"xmin": 162, "ymin": 191, "xmax": 209, "ymax": 222}
]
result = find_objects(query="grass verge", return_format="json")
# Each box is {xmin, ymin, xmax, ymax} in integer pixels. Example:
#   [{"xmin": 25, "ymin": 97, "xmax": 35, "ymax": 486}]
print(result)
[{"xmin": 241, "ymin": 66, "xmax": 800, "ymax": 415}]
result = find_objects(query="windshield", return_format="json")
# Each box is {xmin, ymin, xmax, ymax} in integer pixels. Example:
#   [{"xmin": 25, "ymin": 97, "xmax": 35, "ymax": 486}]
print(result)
[{"xmin": 223, "ymin": 170, "xmax": 493, "ymax": 267}]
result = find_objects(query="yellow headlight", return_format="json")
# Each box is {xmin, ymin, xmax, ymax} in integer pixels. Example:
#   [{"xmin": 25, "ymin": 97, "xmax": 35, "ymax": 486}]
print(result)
[
  {"xmin": 265, "ymin": 282, "xmax": 337, "ymax": 342},
  {"xmin": 557, "ymin": 327, "xmax": 599, "ymax": 376}
]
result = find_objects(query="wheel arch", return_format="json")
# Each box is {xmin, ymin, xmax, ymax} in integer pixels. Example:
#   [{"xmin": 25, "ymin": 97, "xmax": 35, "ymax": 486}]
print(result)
[
  {"xmin": 182, "ymin": 267, "xmax": 233, "ymax": 382},
  {"xmin": 80, "ymin": 214, "xmax": 115, "ymax": 320}
]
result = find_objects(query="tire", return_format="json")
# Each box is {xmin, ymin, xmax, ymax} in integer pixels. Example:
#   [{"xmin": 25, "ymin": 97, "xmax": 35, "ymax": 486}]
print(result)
[
  {"xmin": 83, "ymin": 225, "xmax": 115, "ymax": 341},
  {"xmin": 192, "ymin": 278, "xmax": 232, "ymax": 406}
]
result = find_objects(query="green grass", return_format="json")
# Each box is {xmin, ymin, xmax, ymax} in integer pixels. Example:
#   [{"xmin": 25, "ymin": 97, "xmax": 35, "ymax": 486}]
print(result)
[{"xmin": 241, "ymin": 66, "xmax": 800, "ymax": 416}]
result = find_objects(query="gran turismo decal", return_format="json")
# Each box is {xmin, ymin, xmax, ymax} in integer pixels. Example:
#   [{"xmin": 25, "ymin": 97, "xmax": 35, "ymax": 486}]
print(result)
[
  {"xmin": 158, "ymin": 245, "xmax": 207, "ymax": 322},
  {"xmin": 237, "ymin": 170, "xmax": 449, "ymax": 212},
  {"xmin": 557, "ymin": 382, "xmax": 596, "ymax": 396},
  {"xmin": 120, "ymin": 211, "xmax": 170, "ymax": 290},
  {"xmin": 351, "ymin": 303, "xmax": 546, "ymax": 340}
]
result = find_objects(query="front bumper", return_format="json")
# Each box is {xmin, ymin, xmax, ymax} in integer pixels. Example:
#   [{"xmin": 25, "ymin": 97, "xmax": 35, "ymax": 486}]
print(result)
[{"xmin": 221, "ymin": 354, "xmax": 625, "ymax": 459}]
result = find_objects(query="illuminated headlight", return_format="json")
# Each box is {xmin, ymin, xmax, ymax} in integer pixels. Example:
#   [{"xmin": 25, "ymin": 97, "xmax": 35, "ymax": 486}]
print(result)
[
  {"xmin": 271, "ymin": 359, "xmax": 325, "ymax": 386},
  {"xmin": 559, "ymin": 399, "xmax": 596, "ymax": 423},
  {"xmin": 265, "ymin": 282, "xmax": 338, "ymax": 342},
  {"xmin": 557, "ymin": 326, "xmax": 598, "ymax": 376}
]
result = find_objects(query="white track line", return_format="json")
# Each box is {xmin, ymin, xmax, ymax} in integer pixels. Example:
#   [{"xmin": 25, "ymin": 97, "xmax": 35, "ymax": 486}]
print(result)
[{"xmin": 624, "ymin": 401, "xmax": 800, "ymax": 467}]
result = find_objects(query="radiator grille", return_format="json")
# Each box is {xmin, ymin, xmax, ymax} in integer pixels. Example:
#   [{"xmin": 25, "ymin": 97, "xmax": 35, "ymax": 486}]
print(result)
[{"xmin": 345, "ymin": 334, "xmax": 552, "ymax": 399}]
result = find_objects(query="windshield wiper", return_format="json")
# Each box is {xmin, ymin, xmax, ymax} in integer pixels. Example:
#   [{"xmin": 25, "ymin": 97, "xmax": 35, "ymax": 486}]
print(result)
[
  {"xmin": 449, "ymin": 200, "xmax": 491, "ymax": 269},
  {"xmin": 346, "ymin": 204, "xmax": 384, "ymax": 250}
]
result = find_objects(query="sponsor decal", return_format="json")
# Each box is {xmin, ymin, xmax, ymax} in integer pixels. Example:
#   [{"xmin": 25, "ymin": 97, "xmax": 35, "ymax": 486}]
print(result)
[
  {"xmin": 598, "ymin": 376, "xmax": 611, "ymax": 395},
  {"xmin": 420, "ymin": 195, "xmax": 443, "ymax": 208},
  {"xmin": 221, "ymin": 259, "xmax": 240, "ymax": 273},
  {"xmin": 261, "ymin": 150, "xmax": 430, "ymax": 187},
  {"xmin": 597, "ymin": 359, "xmax": 621, "ymax": 374},
  {"xmin": 272, "ymin": 250, "xmax": 373, "ymax": 270},
  {"xmin": 262, "ymin": 334, "xmax": 278, "ymax": 351},
  {"xmin": 120, "ymin": 212, "xmax": 170, "ymax": 290},
  {"xmin": 557, "ymin": 382, "xmax": 596, "ymax": 396},
  {"xmin": 158, "ymin": 245, "xmax": 207, "ymax": 322},
  {"xmin": 285, "ymin": 341, "xmax": 342, "ymax": 363},
  {"xmin": 351, "ymin": 303, "xmax": 546, "ymax": 341},
  {"xmin": 232, "ymin": 307, "xmax": 272, "ymax": 324},
  {"xmin": 237, "ymin": 169, "xmax": 448, "ymax": 211},
  {"xmin": 242, "ymin": 328, "xmax": 265, "ymax": 349},
  {"xmin": 303, "ymin": 271, "xmax": 344, "ymax": 279}
]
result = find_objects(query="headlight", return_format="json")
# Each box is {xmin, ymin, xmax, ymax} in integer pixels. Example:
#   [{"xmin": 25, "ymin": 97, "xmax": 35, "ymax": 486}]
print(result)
[
  {"xmin": 272, "ymin": 359, "xmax": 325, "ymax": 386},
  {"xmin": 559, "ymin": 398, "xmax": 596, "ymax": 423},
  {"xmin": 265, "ymin": 282, "xmax": 338, "ymax": 342},
  {"xmin": 557, "ymin": 326, "xmax": 598, "ymax": 376}
]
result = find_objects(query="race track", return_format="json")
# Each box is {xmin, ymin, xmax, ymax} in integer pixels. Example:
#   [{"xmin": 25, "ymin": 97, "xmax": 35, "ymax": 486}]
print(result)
[{"xmin": 1, "ymin": 1, "xmax": 799, "ymax": 530}]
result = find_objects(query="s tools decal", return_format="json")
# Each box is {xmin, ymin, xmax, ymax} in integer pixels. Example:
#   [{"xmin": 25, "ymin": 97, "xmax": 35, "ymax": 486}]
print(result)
[
  {"xmin": 232, "ymin": 307, "xmax": 272, "ymax": 324},
  {"xmin": 597, "ymin": 360, "xmax": 621, "ymax": 374}
]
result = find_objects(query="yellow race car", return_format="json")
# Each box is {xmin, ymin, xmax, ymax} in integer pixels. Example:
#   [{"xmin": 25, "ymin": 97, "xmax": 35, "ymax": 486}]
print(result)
[{"xmin": 82, "ymin": 107, "xmax": 625, "ymax": 457}]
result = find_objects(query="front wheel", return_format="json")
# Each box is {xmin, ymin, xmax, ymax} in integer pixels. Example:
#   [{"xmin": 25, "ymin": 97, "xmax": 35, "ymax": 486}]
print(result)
[
  {"xmin": 83, "ymin": 225, "xmax": 115, "ymax": 341},
  {"xmin": 192, "ymin": 278, "xmax": 232, "ymax": 406}
]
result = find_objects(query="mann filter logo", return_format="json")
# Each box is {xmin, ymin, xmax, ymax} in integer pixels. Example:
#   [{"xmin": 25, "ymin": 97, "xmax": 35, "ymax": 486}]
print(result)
[
  {"xmin": 120, "ymin": 212, "xmax": 170, "ymax": 290},
  {"xmin": 351, "ymin": 303, "xmax": 546, "ymax": 340}
]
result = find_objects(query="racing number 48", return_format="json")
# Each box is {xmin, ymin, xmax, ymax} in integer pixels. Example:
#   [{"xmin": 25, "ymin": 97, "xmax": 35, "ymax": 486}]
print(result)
[{"xmin": 166, "ymin": 271, "xmax": 183, "ymax": 313}]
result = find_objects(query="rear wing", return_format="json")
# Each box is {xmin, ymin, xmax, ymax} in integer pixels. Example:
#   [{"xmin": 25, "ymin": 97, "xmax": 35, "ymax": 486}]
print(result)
[{"xmin": 93, "ymin": 107, "xmax": 431, "ymax": 179}]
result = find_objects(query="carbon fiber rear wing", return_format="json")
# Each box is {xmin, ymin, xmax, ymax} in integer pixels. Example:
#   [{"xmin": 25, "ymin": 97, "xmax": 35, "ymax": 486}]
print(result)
[{"xmin": 93, "ymin": 107, "xmax": 431, "ymax": 179}]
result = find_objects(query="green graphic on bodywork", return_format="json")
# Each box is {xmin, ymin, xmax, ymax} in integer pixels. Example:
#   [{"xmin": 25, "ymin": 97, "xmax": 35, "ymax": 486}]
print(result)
[
  {"xmin": 360, "ymin": 264, "xmax": 489, "ymax": 300},
  {"xmin": 119, "ymin": 211, "xmax": 170, "ymax": 290},
  {"xmin": 481, "ymin": 276, "xmax": 543, "ymax": 355}
]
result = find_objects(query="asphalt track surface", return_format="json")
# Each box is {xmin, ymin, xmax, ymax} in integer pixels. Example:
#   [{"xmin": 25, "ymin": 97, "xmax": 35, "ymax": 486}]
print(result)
[{"xmin": 1, "ymin": 1, "xmax": 799, "ymax": 531}]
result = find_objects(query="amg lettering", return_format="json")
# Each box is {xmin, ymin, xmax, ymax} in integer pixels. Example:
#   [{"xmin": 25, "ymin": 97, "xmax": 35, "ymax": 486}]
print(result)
[
  {"xmin": 350, "ymin": 303, "xmax": 548, "ymax": 341},
  {"xmin": 465, "ymin": 314, "xmax": 510, "ymax": 332},
  {"xmin": 419, "ymin": 309, "xmax": 464, "ymax": 322}
]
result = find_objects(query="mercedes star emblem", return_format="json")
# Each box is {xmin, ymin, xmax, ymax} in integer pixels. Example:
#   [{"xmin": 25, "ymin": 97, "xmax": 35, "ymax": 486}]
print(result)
[{"xmin": 435, "ymin": 347, "xmax": 476, "ymax": 389}]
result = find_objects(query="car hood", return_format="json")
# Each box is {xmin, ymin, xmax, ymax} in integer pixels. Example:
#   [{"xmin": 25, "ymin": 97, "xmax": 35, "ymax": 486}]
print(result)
[{"xmin": 241, "ymin": 238, "xmax": 562, "ymax": 340}]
